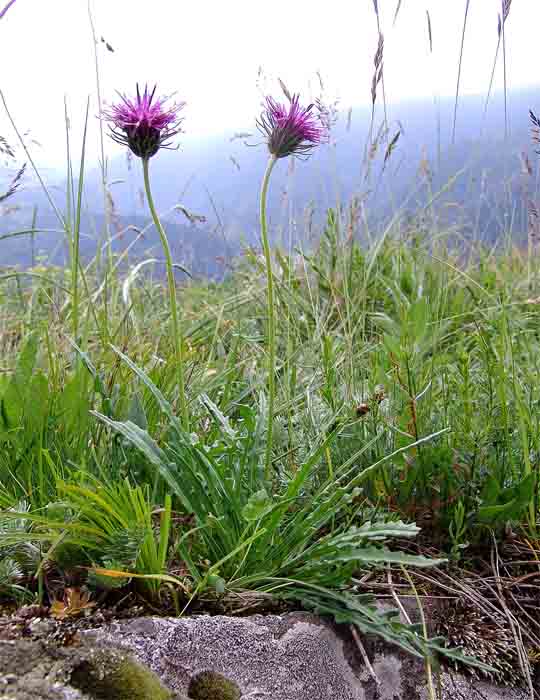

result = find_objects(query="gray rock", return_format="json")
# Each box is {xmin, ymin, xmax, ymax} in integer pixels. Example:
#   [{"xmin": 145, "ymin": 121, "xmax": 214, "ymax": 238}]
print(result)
[
  {"xmin": 87, "ymin": 613, "xmax": 530, "ymax": 700},
  {"xmin": 0, "ymin": 639, "xmax": 188, "ymax": 700}
]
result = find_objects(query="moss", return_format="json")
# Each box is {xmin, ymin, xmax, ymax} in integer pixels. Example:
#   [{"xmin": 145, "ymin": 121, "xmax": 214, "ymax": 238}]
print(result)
[
  {"xmin": 70, "ymin": 648, "xmax": 174, "ymax": 700},
  {"xmin": 188, "ymin": 671, "xmax": 241, "ymax": 700},
  {"xmin": 0, "ymin": 640, "xmax": 180, "ymax": 700}
]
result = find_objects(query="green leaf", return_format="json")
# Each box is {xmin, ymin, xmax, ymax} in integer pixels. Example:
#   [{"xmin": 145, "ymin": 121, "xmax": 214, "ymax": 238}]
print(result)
[
  {"xmin": 92, "ymin": 414, "xmax": 167, "ymax": 469},
  {"xmin": 477, "ymin": 500, "xmax": 518, "ymax": 523},
  {"xmin": 327, "ymin": 546, "xmax": 445, "ymax": 568},
  {"xmin": 208, "ymin": 574, "xmax": 226, "ymax": 594},
  {"xmin": 91, "ymin": 414, "xmax": 197, "ymax": 515},
  {"xmin": 200, "ymin": 393, "xmax": 237, "ymax": 442},
  {"xmin": 353, "ymin": 520, "xmax": 421, "ymax": 541},
  {"xmin": 481, "ymin": 475, "xmax": 501, "ymax": 505},
  {"xmin": 242, "ymin": 489, "xmax": 271, "ymax": 522},
  {"xmin": 127, "ymin": 392, "xmax": 148, "ymax": 431},
  {"xmin": 110, "ymin": 345, "xmax": 179, "ymax": 429},
  {"xmin": 60, "ymin": 371, "xmax": 90, "ymax": 438},
  {"xmin": 0, "ymin": 332, "xmax": 39, "ymax": 430},
  {"xmin": 478, "ymin": 473, "xmax": 536, "ymax": 523},
  {"xmin": 25, "ymin": 372, "xmax": 49, "ymax": 434}
]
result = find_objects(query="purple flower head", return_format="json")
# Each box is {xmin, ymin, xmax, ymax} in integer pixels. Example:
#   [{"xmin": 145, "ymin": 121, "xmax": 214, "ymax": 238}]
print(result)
[
  {"xmin": 102, "ymin": 84, "xmax": 185, "ymax": 160},
  {"xmin": 257, "ymin": 92, "xmax": 325, "ymax": 159}
]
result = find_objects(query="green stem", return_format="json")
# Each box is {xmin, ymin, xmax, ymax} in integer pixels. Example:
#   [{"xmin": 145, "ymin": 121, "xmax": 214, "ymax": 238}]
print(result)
[
  {"xmin": 142, "ymin": 157, "xmax": 189, "ymax": 431},
  {"xmin": 260, "ymin": 155, "xmax": 278, "ymax": 480}
]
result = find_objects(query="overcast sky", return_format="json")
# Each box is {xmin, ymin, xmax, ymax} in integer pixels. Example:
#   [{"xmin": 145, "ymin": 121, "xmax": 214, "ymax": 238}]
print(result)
[{"xmin": 1, "ymin": 0, "xmax": 539, "ymax": 167}]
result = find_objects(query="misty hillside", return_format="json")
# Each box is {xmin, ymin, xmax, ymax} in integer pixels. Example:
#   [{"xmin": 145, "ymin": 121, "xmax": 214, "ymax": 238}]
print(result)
[{"xmin": 1, "ymin": 87, "xmax": 540, "ymax": 272}]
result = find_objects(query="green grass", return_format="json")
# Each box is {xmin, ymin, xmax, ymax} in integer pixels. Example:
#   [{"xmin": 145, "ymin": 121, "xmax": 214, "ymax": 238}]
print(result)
[
  {"xmin": 0, "ymin": 199, "xmax": 538, "ymax": 669},
  {"xmin": 1, "ymin": 1, "xmax": 537, "ymax": 679}
]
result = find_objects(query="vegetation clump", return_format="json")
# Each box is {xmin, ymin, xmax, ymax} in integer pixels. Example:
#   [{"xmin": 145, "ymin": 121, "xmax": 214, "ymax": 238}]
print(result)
[
  {"xmin": 0, "ymin": 639, "xmax": 182, "ymax": 700},
  {"xmin": 187, "ymin": 671, "xmax": 241, "ymax": 700},
  {"xmin": 434, "ymin": 601, "xmax": 526, "ymax": 687},
  {"xmin": 70, "ymin": 649, "xmax": 176, "ymax": 700},
  {"xmin": 1, "ymin": 0, "xmax": 539, "ymax": 685}
]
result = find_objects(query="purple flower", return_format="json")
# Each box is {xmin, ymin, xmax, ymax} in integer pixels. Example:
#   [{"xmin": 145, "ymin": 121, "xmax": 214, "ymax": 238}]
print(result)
[
  {"xmin": 0, "ymin": 0, "xmax": 18, "ymax": 20},
  {"xmin": 257, "ymin": 93, "xmax": 325, "ymax": 159},
  {"xmin": 102, "ymin": 84, "xmax": 185, "ymax": 160}
]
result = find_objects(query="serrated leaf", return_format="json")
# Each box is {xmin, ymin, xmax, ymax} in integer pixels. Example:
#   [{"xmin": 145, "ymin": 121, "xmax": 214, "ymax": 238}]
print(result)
[
  {"xmin": 327, "ymin": 546, "xmax": 444, "ymax": 568},
  {"xmin": 353, "ymin": 520, "xmax": 421, "ymax": 541}
]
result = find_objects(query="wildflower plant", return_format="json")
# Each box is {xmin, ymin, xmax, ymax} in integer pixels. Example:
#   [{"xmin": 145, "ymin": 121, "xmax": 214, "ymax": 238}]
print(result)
[
  {"xmin": 102, "ymin": 84, "xmax": 189, "ymax": 430},
  {"xmin": 103, "ymin": 85, "xmax": 185, "ymax": 160},
  {"xmin": 256, "ymin": 83, "xmax": 325, "ymax": 478},
  {"xmin": 257, "ymin": 93, "xmax": 325, "ymax": 160}
]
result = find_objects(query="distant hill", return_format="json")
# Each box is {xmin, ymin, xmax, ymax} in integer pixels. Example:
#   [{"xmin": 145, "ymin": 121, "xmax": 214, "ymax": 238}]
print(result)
[
  {"xmin": 0, "ymin": 208, "xmax": 234, "ymax": 278},
  {"xmin": 1, "ymin": 87, "xmax": 539, "ymax": 271}
]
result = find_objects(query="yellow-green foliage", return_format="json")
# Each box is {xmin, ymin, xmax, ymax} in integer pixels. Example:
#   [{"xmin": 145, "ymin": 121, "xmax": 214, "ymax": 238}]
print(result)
[
  {"xmin": 188, "ymin": 670, "xmax": 241, "ymax": 700},
  {"xmin": 70, "ymin": 649, "xmax": 174, "ymax": 700}
]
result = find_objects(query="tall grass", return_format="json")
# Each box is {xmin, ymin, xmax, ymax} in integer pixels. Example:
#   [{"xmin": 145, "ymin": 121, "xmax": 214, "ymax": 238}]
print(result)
[
  {"xmin": 0, "ymin": 167, "xmax": 538, "ymax": 672},
  {"xmin": 0, "ymin": 0, "xmax": 537, "ymax": 678}
]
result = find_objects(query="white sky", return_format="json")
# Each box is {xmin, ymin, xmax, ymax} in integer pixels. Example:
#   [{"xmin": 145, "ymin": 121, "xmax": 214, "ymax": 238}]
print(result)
[{"xmin": 1, "ymin": 0, "xmax": 539, "ymax": 167}]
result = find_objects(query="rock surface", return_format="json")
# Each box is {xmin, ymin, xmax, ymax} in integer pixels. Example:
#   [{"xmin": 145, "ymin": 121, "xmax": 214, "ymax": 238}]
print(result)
[
  {"xmin": 0, "ymin": 638, "xmax": 188, "ymax": 700},
  {"xmin": 0, "ymin": 612, "xmax": 531, "ymax": 699},
  {"xmin": 87, "ymin": 613, "xmax": 530, "ymax": 700}
]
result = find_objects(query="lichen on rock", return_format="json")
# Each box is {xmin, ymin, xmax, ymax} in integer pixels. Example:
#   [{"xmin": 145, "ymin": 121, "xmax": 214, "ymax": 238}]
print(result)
[{"xmin": 0, "ymin": 639, "xmax": 187, "ymax": 700}]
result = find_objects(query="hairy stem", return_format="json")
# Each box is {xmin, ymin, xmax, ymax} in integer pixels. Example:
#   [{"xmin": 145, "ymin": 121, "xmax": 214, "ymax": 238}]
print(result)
[
  {"xmin": 260, "ymin": 155, "xmax": 278, "ymax": 480},
  {"xmin": 142, "ymin": 157, "xmax": 189, "ymax": 431}
]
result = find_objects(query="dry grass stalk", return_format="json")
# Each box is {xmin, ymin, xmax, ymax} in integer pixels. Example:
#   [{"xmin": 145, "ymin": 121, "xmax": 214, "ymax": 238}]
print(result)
[
  {"xmin": 498, "ymin": 0, "xmax": 513, "ymax": 35},
  {"xmin": 0, "ymin": 135, "xmax": 15, "ymax": 158},
  {"xmin": 500, "ymin": 0, "xmax": 511, "ymax": 139},
  {"xmin": 351, "ymin": 625, "xmax": 380, "ymax": 686},
  {"xmin": 0, "ymin": 162, "xmax": 26, "ymax": 203},
  {"xmin": 106, "ymin": 189, "xmax": 122, "ymax": 234},
  {"xmin": 528, "ymin": 201, "xmax": 540, "ymax": 244},
  {"xmin": 393, "ymin": 0, "xmax": 403, "ymax": 26},
  {"xmin": 483, "ymin": 0, "xmax": 513, "ymax": 133},
  {"xmin": 371, "ymin": 33, "xmax": 384, "ymax": 108},
  {"xmin": 371, "ymin": 0, "xmax": 388, "ymax": 128},
  {"xmin": 491, "ymin": 537, "xmax": 535, "ymax": 699},
  {"xmin": 418, "ymin": 149, "xmax": 432, "ymax": 185},
  {"xmin": 346, "ymin": 107, "xmax": 352, "ymax": 132},
  {"xmin": 383, "ymin": 129, "xmax": 401, "ymax": 168},
  {"xmin": 452, "ymin": 0, "xmax": 472, "ymax": 144},
  {"xmin": 521, "ymin": 152, "xmax": 534, "ymax": 178},
  {"xmin": 426, "ymin": 10, "xmax": 433, "ymax": 53},
  {"xmin": 530, "ymin": 110, "xmax": 540, "ymax": 153}
]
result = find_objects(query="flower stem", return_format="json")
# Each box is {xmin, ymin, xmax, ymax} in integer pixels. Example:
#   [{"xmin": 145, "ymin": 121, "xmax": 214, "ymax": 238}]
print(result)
[
  {"xmin": 142, "ymin": 157, "xmax": 189, "ymax": 431},
  {"xmin": 260, "ymin": 155, "xmax": 278, "ymax": 480}
]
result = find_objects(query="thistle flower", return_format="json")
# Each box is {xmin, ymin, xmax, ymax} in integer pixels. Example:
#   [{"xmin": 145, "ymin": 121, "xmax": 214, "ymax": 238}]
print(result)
[
  {"xmin": 102, "ymin": 84, "xmax": 190, "ymax": 428},
  {"xmin": 256, "ymin": 86, "xmax": 325, "ymax": 478},
  {"xmin": 257, "ymin": 93, "xmax": 325, "ymax": 159},
  {"xmin": 102, "ymin": 84, "xmax": 185, "ymax": 160}
]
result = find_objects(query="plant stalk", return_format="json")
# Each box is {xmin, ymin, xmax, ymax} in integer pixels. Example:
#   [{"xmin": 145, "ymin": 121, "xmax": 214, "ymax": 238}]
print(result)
[
  {"xmin": 260, "ymin": 155, "xmax": 278, "ymax": 480},
  {"xmin": 142, "ymin": 157, "xmax": 189, "ymax": 431}
]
